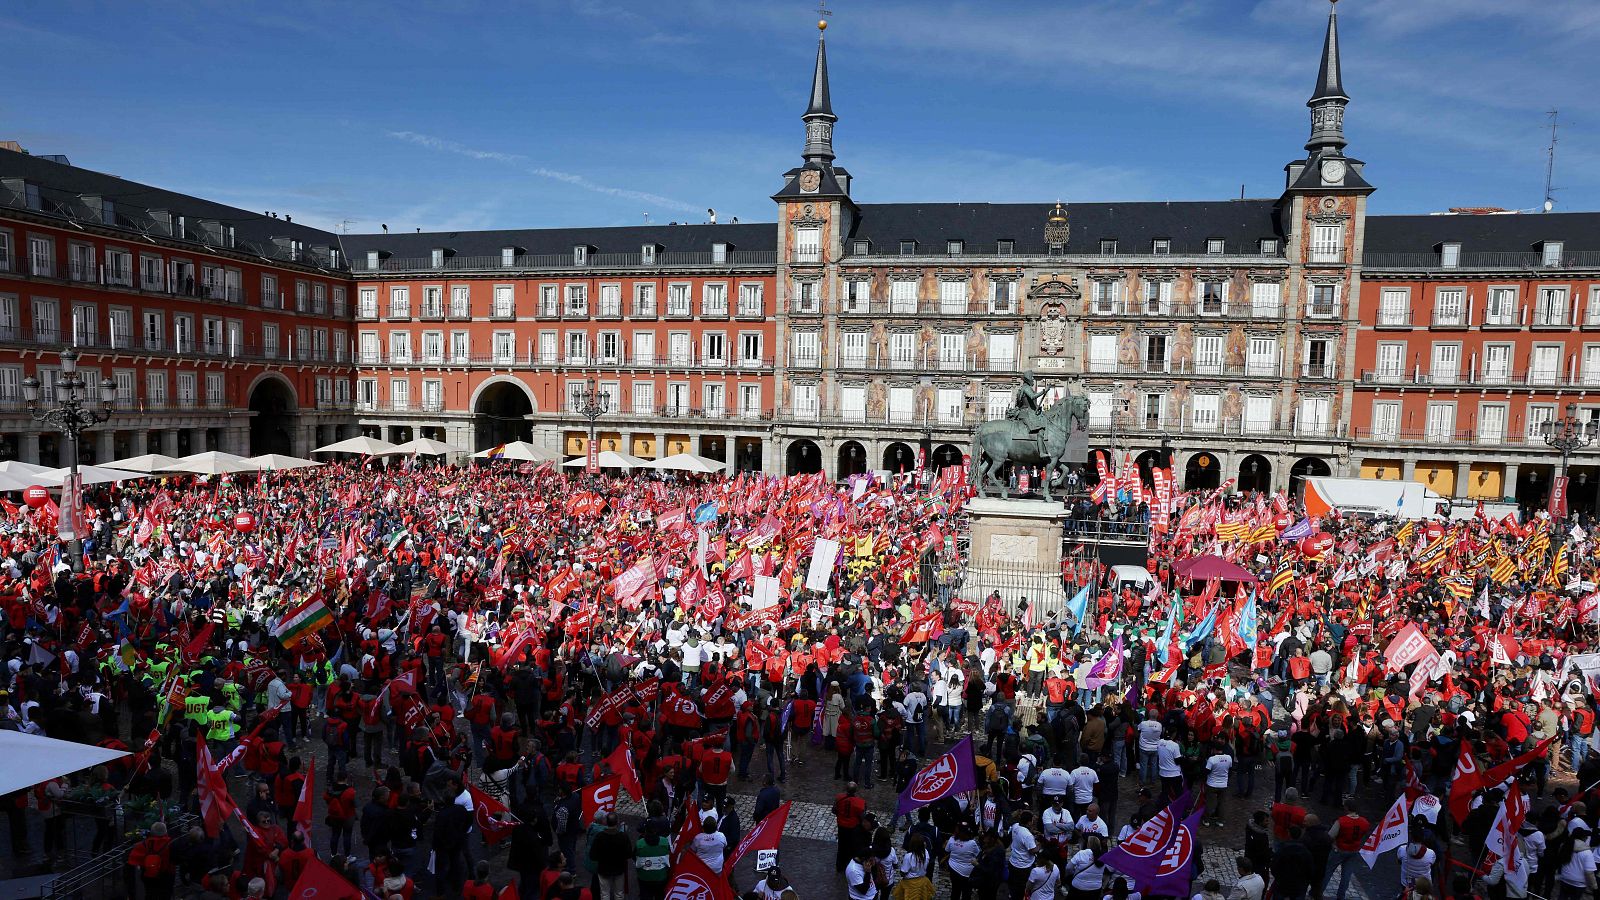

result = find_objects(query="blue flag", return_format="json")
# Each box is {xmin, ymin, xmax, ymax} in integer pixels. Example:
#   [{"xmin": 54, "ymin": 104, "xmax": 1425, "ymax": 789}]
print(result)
[
  {"xmin": 1156, "ymin": 596, "xmax": 1181, "ymax": 664},
  {"xmin": 1237, "ymin": 588, "xmax": 1258, "ymax": 650},
  {"xmin": 693, "ymin": 502, "xmax": 719, "ymax": 524},
  {"xmin": 1066, "ymin": 583, "xmax": 1090, "ymax": 635},
  {"xmin": 1182, "ymin": 602, "xmax": 1220, "ymax": 651}
]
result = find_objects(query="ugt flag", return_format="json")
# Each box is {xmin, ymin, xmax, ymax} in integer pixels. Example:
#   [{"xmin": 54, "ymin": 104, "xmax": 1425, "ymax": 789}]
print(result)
[
  {"xmin": 1101, "ymin": 791, "xmax": 1202, "ymax": 895},
  {"xmin": 896, "ymin": 736, "xmax": 978, "ymax": 815}
]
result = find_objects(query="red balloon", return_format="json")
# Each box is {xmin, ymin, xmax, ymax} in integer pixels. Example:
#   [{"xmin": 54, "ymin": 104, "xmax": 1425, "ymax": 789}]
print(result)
[
  {"xmin": 1299, "ymin": 532, "xmax": 1334, "ymax": 558},
  {"xmin": 22, "ymin": 485, "xmax": 49, "ymax": 509},
  {"xmin": 233, "ymin": 511, "xmax": 256, "ymax": 533}
]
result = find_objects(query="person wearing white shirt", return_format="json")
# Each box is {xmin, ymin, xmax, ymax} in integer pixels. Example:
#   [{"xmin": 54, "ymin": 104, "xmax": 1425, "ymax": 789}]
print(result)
[
  {"xmin": 1041, "ymin": 798, "xmax": 1074, "ymax": 843},
  {"xmin": 945, "ymin": 825, "xmax": 981, "ymax": 900},
  {"xmin": 1025, "ymin": 858, "xmax": 1060, "ymax": 900},
  {"xmin": 1137, "ymin": 713, "xmax": 1165, "ymax": 784},
  {"xmin": 1229, "ymin": 859, "xmax": 1266, "ymax": 900},
  {"xmin": 845, "ymin": 851, "xmax": 878, "ymax": 900},
  {"xmin": 1065, "ymin": 838, "xmax": 1108, "ymax": 898},
  {"xmin": 1202, "ymin": 746, "xmax": 1232, "ymax": 826},
  {"xmin": 1069, "ymin": 763, "xmax": 1098, "ymax": 816},
  {"xmin": 1037, "ymin": 766, "xmax": 1072, "ymax": 803},
  {"xmin": 1074, "ymin": 804, "xmax": 1109, "ymax": 843},
  {"xmin": 1399, "ymin": 842, "xmax": 1437, "ymax": 894},
  {"xmin": 1007, "ymin": 813, "xmax": 1039, "ymax": 897},
  {"xmin": 1156, "ymin": 737, "xmax": 1183, "ymax": 794},
  {"xmin": 691, "ymin": 819, "xmax": 729, "ymax": 873}
]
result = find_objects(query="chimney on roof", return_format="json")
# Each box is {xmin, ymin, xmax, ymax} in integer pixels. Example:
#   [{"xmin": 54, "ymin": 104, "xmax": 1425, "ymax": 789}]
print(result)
[
  {"xmin": 382, "ymin": 224, "xmax": 388, "ymax": 233},
  {"xmin": 708, "ymin": 208, "xmax": 717, "ymax": 224},
  {"xmin": 285, "ymin": 215, "xmax": 291, "ymax": 223}
]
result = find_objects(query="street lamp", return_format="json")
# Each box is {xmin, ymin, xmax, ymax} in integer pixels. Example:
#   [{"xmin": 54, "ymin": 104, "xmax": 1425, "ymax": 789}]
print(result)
[
  {"xmin": 576, "ymin": 377, "xmax": 610, "ymax": 472},
  {"xmin": 22, "ymin": 347, "xmax": 117, "ymax": 572},
  {"xmin": 1539, "ymin": 402, "xmax": 1597, "ymax": 516}
]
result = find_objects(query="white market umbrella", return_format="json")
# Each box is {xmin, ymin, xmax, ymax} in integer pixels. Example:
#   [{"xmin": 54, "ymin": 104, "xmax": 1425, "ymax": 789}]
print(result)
[
  {"xmin": 0, "ymin": 461, "xmax": 54, "ymax": 479},
  {"xmin": 313, "ymin": 435, "xmax": 398, "ymax": 456},
  {"xmin": 562, "ymin": 450, "xmax": 650, "ymax": 471},
  {"xmin": 0, "ymin": 470, "xmax": 41, "ymax": 492},
  {"xmin": 37, "ymin": 464, "xmax": 150, "ymax": 486},
  {"xmin": 0, "ymin": 731, "xmax": 130, "ymax": 795},
  {"xmin": 381, "ymin": 437, "xmax": 464, "ymax": 457},
  {"xmin": 161, "ymin": 451, "xmax": 262, "ymax": 476},
  {"xmin": 652, "ymin": 453, "xmax": 725, "ymax": 474},
  {"xmin": 248, "ymin": 453, "xmax": 324, "ymax": 471},
  {"xmin": 472, "ymin": 440, "xmax": 562, "ymax": 462},
  {"xmin": 109, "ymin": 453, "xmax": 183, "ymax": 474}
]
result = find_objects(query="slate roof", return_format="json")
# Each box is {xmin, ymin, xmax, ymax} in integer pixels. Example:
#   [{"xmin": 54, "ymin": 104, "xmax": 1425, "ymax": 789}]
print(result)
[
  {"xmin": 1364, "ymin": 212, "xmax": 1600, "ymax": 254},
  {"xmin": 847, "ymin": 200, "xmax": 1285, "ymax": 256},
  {"xmin": 340, "ymin": 222, "xmax": 777, "ymax": 260}
]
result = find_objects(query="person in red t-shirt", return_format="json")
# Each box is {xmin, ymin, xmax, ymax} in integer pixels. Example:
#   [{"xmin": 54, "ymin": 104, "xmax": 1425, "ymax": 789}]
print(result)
[
  {"xmin": 1322, "ymin": 798, "xmax": 1371, "ymax": 900},
  {"xmin": 424, "ymin": 625, "xmax": 448, "ymax": 688},
  {"xmin": 699, "ymin": 736, "xmax": 733, "ymax": 806},
  {"xmin": 287, "ymin": 673, "xmax": 313, "ymax": 745}
]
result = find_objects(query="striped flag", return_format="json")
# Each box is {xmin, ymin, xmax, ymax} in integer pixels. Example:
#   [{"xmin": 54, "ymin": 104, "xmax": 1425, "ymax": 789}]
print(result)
[
  {"xmin": 1491, "ymin": 555, "xmax": 1517, "ymax": 585},
  {"xmin": 1266, "ymin": 560, "xmax": 1295, "ymax": 596},
  {"xmin": 273, "ymin": 595, "xmax": 333, "ymax": 649}
]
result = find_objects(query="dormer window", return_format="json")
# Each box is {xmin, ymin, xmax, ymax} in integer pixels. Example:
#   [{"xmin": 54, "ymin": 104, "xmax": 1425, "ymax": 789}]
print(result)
[
  {"xmin": 1099, "ymin": 239, "xmax": 1117, "ymax": 255},
  {"xmin": 501, "ymin": 247, "xmax": 517, "ymax": 267},
  {"xmin": 1260, "ymin": 239, "xmax": 1278, "ymax": 255},
  {"xmin": 366, "ymin": 251, "xmax": 381, "ymax": 270},
  {"xmin": 1206, "ymin": 238, "xmax": 1225, "ymax": 255},
  {"xmin": 1541, "ymin": 241, "xmax": 1564, "ymax": 267},
  {"xmin": 641, "ymin": 244, "xmax": 658, "ymax": 265},
  {"xmin": 899, "ymin": 240, "xmax": 917, "ymax": 256},
  {"xmin": 1439, "ymin": 242, "xmax": 1461, "ymax": 269},
  {"xmin": 573, "ymin": 245, "xmax": 589, "ymax": 266},
  {"xmin": 221, "ymin": 224, "xmax": 235, "ymax": 248},
  {"xmin": 100, "ymin": 199, "xmax": 115, "ymax": 225},
  {"xmin": 942, "ymin": 240, "xmax": 960, "ymax": 256},
  {"xmin": 289, "ymin": 239, "xmax": 303, "ymax": 261},
  {"xmin": 328, "ymin": 248, "xmax": 342, "ymax": 267},
  {"xmin": 1152, "ymin": 238, "xmax": 1171, "ymax": 255},
  {"xmin": 712, "ymin": 242, "xmax": 729, "ymax": 264},
  {"xmin": 430, "ymin": 248, "xmax": 445, "ymax": 267},
  {"xmin": 997, "ymin": 240, "xmax": 1014, "ymax": 256},
  {"xmin": 852, "ymin": 240, "xmax": 870, "ymax": 256}
]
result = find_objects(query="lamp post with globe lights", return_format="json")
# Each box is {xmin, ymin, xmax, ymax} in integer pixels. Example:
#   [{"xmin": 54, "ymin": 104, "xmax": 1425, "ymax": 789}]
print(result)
[
  {"xmin": 21, "ymin": 347, "xmax": 117, "ymax": 571},
  {"xmin": 1539, "ymin": 401, "xmax": 1597, "ymax": 519}
]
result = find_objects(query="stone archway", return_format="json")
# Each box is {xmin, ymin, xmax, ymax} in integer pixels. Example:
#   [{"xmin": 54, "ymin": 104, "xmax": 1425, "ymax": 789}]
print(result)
[
  {"xmin": 472, "ymin": 378, "xmax": 535, "ymax": 450},
  {"xmin": 785, "ymin": 439, "xmax": 821, "ymax": 476},
  {"xmin": 1184, "ymin": 451, "xmax": 1221, "ymax": 491},
  {"xmin": 1289, "ymin": 456, "xmax": 1331, "ymax": 496},
  {"xmin": 248, "ymin": 374, "xmax": 298, "ymax": 456},
  {"xmin": 838, "ymin": 441, "xmax": 868, "ymax": 478},
  {"xmin": 1239, "ymin": 454, "xmax": 1273, "ymax": 493},
  {"xmin": 882, "ymin": 441, "xmax": 915, "ymax": 473},
  {"xmin": 932, "ymin": 443, "xmax": 964, "ymax": 471}
]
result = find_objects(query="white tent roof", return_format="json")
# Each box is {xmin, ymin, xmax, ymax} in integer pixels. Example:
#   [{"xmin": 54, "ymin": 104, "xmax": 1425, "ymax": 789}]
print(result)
[
  {"xmin": 248, "ymin": 453, "xmax": 324, "ymax": 471},
  {"xmin": 652, "ymin": 453, "xmax": 725, "ymax": 473},
  {"xmin": 0, "ymin": 731, "xmax": 130, "ymax": 794},
  {"xmin": 108, "ymin": 453, "xmax": 184, "ymax": 473},
  {"xmin": 161, "ymin": 451, "xmax": 262, "ymax": 475},
  {"xmin": 314, "ymin": 435, "xmax": 398, "ymax": 456},
  {"xmin": 472, "ymin": 440, "xmax": 562, "ymax": 462},
  {"xmin": 37, "ymin": 465, "xmax": 151, "ymax": 486},
  {"xmin": 561, "ymin": 450, "xmax": 651, "ymax": 470},
  {"xmin": 0, "ymin": 470, "xmax": 39, "ymax": 492},
  {"xmin": 381, "ymin": 437, "xmax": 463, "ymax": 457},
  {"xmin": 0, "ymin": 461, "xmax": 57, "ymax": 479}
]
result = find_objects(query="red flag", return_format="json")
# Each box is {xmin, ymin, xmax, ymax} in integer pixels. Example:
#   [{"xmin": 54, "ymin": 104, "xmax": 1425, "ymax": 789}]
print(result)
[
  {"xmin": 603, "ymin": 741, "xmax": 643, "ymax": 802},
  {"xmin": 1477, "ymin": 737, "xmax": 1557, "ymax": 792},
  {"xmin": 661, "ymin": 692, "xmax": 705, "ymax": 729},
  {"xmin": 497, "ymin": 886, "xmax": 518, "ymax": 900},
  {"xmin": 292, "ymin": 758, "xmax": 316, "ymax": 838},
  {"xmin": 286, "ymin": 856, "xmax": 364, "ymax": 900},
  {"xmin": 727, "ymin": 801, "xmax": 791, "ymax": 871},
  {"xmin": 181, "ymin": 621, "xmax": 216, "ymax": 664},
  {"xmin": 1447, "ymin": 742, "xmax": 1482, "ymax": 824},
  {"xmin": 581, "ymin": 775, "xmax": 622, "ymax": 827},
  {"xmin": 196, "ymin": 736, "xmax": 240, "ymax": 837},
  {"xmin": 898, "ymin": 611, "xmax": 943, "ymax": 645},
  {"xmin": 466, "ymin": 782, "xmax": 520, "ymax": 846},
  {"xmin": 665, "ymin": 845, "xmax": 737, "ymax": 897},
  {"xmin": 547, "ymin": 568, "xmax": 580, "ymax": 604},
  {"xmin": 671, "ymin": 798, "xmax": 702, "ymax": 867}
]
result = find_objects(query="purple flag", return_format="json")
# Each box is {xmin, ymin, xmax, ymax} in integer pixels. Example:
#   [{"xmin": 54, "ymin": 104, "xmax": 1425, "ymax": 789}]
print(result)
[
  {"xmin": 1084, "ymin": 636, "xmax": 1124, "ymax": 690},
  {"xmin": 1279, "ymin": 518, "xmax": 1313, "ymax": 542},
  {"xmin": 1101, "ymin": 791, "xmax": 1201, "ymax": 895},
  {"xmin": 896, "ymin": 736, "xmax": 979, "ymax": 815}
]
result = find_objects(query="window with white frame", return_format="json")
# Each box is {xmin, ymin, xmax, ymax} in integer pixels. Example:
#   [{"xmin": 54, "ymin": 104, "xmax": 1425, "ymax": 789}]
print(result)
[
  {"xmin": 262, "ymin": 323, "xmax": 279, "ymax": 359},
  {"xmin": 313, "ymin": 283, "xmax": 328, "ymax": 314},
  {"xmin": 702, "ymin": 383, "xmax": 725, "ymax": 417},
  {"xmin": 990, "ymin": 279, "xmax": 1017, "ymax": 313},
  {"xmin": 0, "ymin": 365, "xmax": 18, "ymax": 403},
  {"xmin": 843, "ymin": 279, "xmax": 870, "ymax": 313},
  {"xmin": 888, "ymin": 386, "xmax": 914, "ymax": 424},
  {"xmin": 1088, "ymin": 334, "xmax": 1117, "ymax": 373},
  {"xmin": 1191, "ymin": 394, "xmax": 1219, "ymax": 432},
  {"xmin": 142, "ymin": 255, "xmax": 164, "ymax": 291},
  {"xmin": 1198, "ymin": 279, "xmax": 1227, "ymax": 315},
  {"xmin": 1309, "ymin": 224, "xmax": 1342, "ymax": 263},
  {"xmin": 1086, "ymin": 390, "xmax": 1112, "ymax": 427},
  {"xmin": 357, "ymin": 287, "xmax": 377, "ymax": 318},
  {"xmin": 68, "ymin": 242, "xmax": 95, "ymax": 282},
  {"xmin": 632, "ymin": 381, "xmax": 655, "ymax": 414},
  {"xmin": 889, "ymin": 332, "xmax": 916, "ymax": 370},
  {"xmin": 1378, "ymin": 288, "xmax": 1409, "ymax": 326},
  {"xmin": 493, "ymin": 331, "xmax": 516, "ymax": 364},
  {"xmin": 792, "ymin": 330, "xmax": 819, "ymax": 366},
  {"xmin": 1526, "ymin": 403, "xmax": 1556, "ymax": 439},
  {"xmin": 71, "ymin": 303, "xmax": 97, "ymax": 346},
  {"xmin": 1542, "ymin": 241, "xmax": 1564, "ymax": 267},
  {"xmin": 938, "ymin": 388, "xmax": 964, "ymax": 425},
  {"xmin": 145, "ymin": 370, "xmax": 167, "ymax": 405},
  {"xmin": 1244, "ymin": 395, "xmax": 1273, "ymax": 434},
  {"xmin": 939, "ymin": 332, "xmax": 965, "ymax": 370},
  {"xmin": 492, "ymin": 285, "xmax": 515, "ymax": 318},
  {"xmin": 357, "ymin": 379, "xmax": 377, "ymax": 410},
  {"xmin": 593, "ymin": 284, "xmax": 620, "ymax": 318},
  {"xmin": 1296, "ymin": 396, "xmax": 1331, "ymax": 435},
  {"xmin": 203, "ymin": 318, "xmax": 223, "ymax": 354},
  {"xmin": 335, "ymin": 379, "xmax": 350, "ymax": 403},
  {"xmin": 28, "ymin": 236, "xmax": 54, "ymax": 277},
  {"xmin": 1486, "ymin": 287, "xmax": 1517, "ymax": 325},
  {"xmin": 1534, "ymin": 287, "xmax": 1568, "ymax": 326},
  {"xmin": 839, "ymin": 331, "xmax": 868, "ymax": 367},
  {"xmin": 1430, "ymin": 342, "xmax": 1460, "ymax": 385},
  {"xmin": 1194, "ymin": 334, "xmax": 1222, "ymax": 374},
  {"xmin": 1529, "ymin": 344, "xmax": 1561, "ymax": 385},
  {"xmin": 139, "ymin": 309, "xmax": 161, "ymax": 350},
  {"xmin": 791, "ymin": 279, "xmax": 819, "ymax": 313},
  {"xmin": 173, "ymin": 315, "xmax": 194, "ymax": 353},
  {"xmin": 332, "ymin": 286, "xmax": 346, "ymax": 317},
  {"xmin": 938, "ymin": 279, "xmax": 968, "ymax": 314},
  {"xmin": 108, "ymin": 308, "xmax": 131, "ymax": 349},
  {"xmin": 451, "ymin": 331, "xmax": 470, "ymax": 363},
  {"xmin": 594, "ymin": 330, "xmax": 619, "ymax": 363},
  {"xmin": 987, "ymin": 332, "xmax": 1017, "ymax": 371},
  {"xmin": 1371, "ymin": 400, "xmax": 1400, "ymax": 440},
  {"xmin": 1482, "ymin": 343, "xmax": 1511, "ymax": 384},
  {"xmin": 390, "ymin": 379, "xmax": 410, "ymax": 410},
  {"xmin": 794, "ymin": 226, "xmax": 820, "ymax": 263},
  {"xmin": 738, "ymin": 384, "xmax": 761, "ymax": 418},
  {"xmin": 388, "ymin": 286, "xmax": 409, "ymax": 318},
  {"xmin": 1375, "ymin": 342, "xmax": 1405, "ymax": 380},
  {"xmin": 204, "ymin": 372, "xmax": 224, "ymax": 406},
  {"xmin": 33, "ymin": 298, "xmax": 60, "ymax": 343},
  {"xmin": 632, "ymin": 331, "xmax": 654, "ymax": 365},
  {"xmin": 450, "ymin": 286, "xmax": 470, "ymax": 317},
  {"xmin": 0, "ymin": 231, "xmax": 10, "ymax": 272},
  {"xmin": 176, "ymin": 372, "xmax": 196, "ymax": 407},
  {"xmin": 1304, "ymin": 337, "xmax": 1332, "ymax": 378},
  {"xmin": 668, "ymin": 332, "xmax": 692, "ymax": 365},
  {"xmin": 565, "ymin": 285, "xmax": 588, "ymax": 316},
  {"xmin": 1246, "ymin": 336, "xmax": 1277, "ymax": 376},
  {"xmin": 388, "ymin": 331, "xmax": 411, "ymax": 363},
  {"xmin": 1091, "ymin": 280, "xmax": 1120, "ymax": 314},
  {"xmin": 1309, "ymin": 283, "xmax": 1339, "ymax": 317},
  {"xmin": 539, "ymin": 285, "xmax": 559, "ymax": 317},
  {"xmin": 791, "ymin": 383, "xmax": 818, "ymax": 419},
  {"xmin": 358, "ymin": 332, "xmax": 379, "ymax": 364},
  {"xmin": 422, "ymin": 331, "xmax": 443, "ymax": 363},
  {"xmin": 702, "ymin": 283, "xmax": 727, "ymax": 317},
  {"xmin": 104, "ymin": 248, "xmax": 132, "ymax": 286},
  {"xmin": 702, "ymin": 332, "xmax": 726, "ymax": 366},
  {"xmin": 1249, "ymin": 281, "xmax": 1280, "ymax": 317},
  {"xmin": 1478, "ymin": 403, "xmax": 1506, "ymax": 444},
  {"xmin": 1583, "ymin": 345, "xmax": 1600, "ymax": 386},
  {"xmin": 1440, "ymin": 243, "xmax": 1461, "ymax": 268},
  {"xmin": 666, "ymin": 284, "xmax": 692, "ymax": 316},
  {"xmin": 837, "ymin": 384, "xmax": 866, "ymax": 423},
  {"xmin": 633, "ymin": 283, "xmax": 656, "ymax": 317},
  {"xmin": 738, "ymin": 283, "xmax": 763, "ymax": 317},
  {"xmin": 1587, "ymin": 287, "xmax": 1600, "ymax": 326},
  {"xmin": 564, "ymin": 331, "xmax": 587, "ymax": 364},
  {"xmin": 889, "ymin": 279, "xmax": 917, "ymax": 314},
  {"xmin": 740, "ymin": 333, "xmax": 762, "ymax": 366}
]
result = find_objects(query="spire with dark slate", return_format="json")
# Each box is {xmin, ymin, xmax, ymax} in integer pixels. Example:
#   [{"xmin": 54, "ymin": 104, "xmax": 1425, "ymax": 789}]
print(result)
[
  {"xmin": 802, "ymin": 22, "xmax": 836, "ymax": 164},
  {"xmin": 1305, "ymin": 0, "xmax": 1349, "ymax": 155}
]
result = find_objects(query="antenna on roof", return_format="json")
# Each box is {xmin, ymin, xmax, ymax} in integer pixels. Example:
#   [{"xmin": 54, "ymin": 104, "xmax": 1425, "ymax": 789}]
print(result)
[
  {"xmin": 1543, "ymin": 109, "xmax": 1559, "ymax": 213},
  {"xmin": 644, "ymin": 212, "xmax": 651, "ymax": 225}
]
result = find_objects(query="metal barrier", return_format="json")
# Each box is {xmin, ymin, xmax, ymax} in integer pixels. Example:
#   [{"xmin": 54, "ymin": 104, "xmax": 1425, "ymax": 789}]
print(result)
[{"xmin": 41, "ymin": 813, "xmax": 198, "ymax": 900}]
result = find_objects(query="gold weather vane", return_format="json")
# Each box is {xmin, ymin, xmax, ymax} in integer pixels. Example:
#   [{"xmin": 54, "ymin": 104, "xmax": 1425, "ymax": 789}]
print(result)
[{"xmin": 817, "ymin": 0, "xmax": 831, "ymax": 31}]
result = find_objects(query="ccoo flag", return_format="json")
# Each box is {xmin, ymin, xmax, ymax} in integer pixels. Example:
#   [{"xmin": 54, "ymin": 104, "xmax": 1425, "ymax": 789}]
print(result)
[{"xmin": 896, "ymin": 735, "xmax": 979, "ymax": 815}]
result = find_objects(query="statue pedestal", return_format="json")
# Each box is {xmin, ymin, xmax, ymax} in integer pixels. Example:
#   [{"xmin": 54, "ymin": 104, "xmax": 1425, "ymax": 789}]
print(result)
[{"xmin": 962, "ymin": 498, "xmax": 1067, "ymax": 615}]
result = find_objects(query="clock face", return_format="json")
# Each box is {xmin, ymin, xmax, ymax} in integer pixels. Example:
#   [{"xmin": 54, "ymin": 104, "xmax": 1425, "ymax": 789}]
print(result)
[
  {"xmin": 797, "ymin": 170, "xmax": 821, "ymax": 193},
  {"xmin": 1320, "ymin": 160, "xmax": 1347, "ymax": 184}
]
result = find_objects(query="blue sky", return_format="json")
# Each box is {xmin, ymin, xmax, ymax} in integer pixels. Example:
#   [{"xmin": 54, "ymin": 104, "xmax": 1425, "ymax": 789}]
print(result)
[{"xmin": 5, "ymin": 0, "xmax": 1598, "ymax": 234}]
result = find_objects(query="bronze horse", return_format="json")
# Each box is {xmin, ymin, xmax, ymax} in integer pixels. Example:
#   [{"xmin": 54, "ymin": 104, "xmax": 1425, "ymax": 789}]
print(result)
[{"xmin": 970, "ymin": 394, "xmax": 1090, "ymax": 501}]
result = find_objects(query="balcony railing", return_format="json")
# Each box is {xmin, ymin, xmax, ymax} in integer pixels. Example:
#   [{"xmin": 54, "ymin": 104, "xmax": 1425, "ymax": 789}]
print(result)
[
  {"xmin": 1359, "ymin": 367, "xmax": 1596, "ymax": 388},
  {"xmin": 1364, "ymin": 250, "xmax": 1600, "ymax": 271},
  {"xmin": 354, "ymin": 249, "xmax": 777, "ymax": 273}
]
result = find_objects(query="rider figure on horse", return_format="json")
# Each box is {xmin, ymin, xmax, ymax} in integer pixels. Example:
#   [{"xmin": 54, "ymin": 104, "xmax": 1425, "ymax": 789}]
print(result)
[{"xmin": 1007, "ymin": 372, "xmax": 1047, "ymax": 437}]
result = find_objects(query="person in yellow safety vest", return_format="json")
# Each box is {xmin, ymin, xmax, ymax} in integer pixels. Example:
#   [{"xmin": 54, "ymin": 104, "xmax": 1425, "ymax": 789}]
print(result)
[
  {"xmin": 205, "ymin": 707, "xmax": 238, "ymax": 743},
  {"xmin": 184, "ymin": 693, "xmax": 211, "ymax": 725},
  {"xmin": 220, "ymin": 682, "xmax": 242, "ymax": 712}
]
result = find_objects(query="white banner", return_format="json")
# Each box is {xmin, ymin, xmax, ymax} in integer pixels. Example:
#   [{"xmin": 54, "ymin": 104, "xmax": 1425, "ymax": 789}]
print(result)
[
  {"xmin": 805, "ymin": 538, "xmax": 841, "ymax": 593},
  {"xmin": 753, "ymin": 575, "xmax": 781, "ymax": 609}
]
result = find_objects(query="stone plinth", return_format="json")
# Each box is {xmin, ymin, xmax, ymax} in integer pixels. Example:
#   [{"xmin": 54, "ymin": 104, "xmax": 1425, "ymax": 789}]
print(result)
[{"xmin": 962, "ymin": 497, "xmax": 1068, "ymax": 614}]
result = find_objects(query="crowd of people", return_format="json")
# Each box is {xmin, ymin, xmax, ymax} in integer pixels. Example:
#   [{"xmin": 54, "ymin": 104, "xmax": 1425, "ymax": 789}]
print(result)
[{"xmin": 0, "ymin": 457, "xmax": 1596, "ymax": 900}]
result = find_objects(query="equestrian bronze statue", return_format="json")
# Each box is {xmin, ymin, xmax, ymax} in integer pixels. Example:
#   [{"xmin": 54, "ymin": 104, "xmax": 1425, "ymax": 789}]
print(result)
[{"xmin": 970, "ymin": 373, "xmax": 1090, "ymax": 501}]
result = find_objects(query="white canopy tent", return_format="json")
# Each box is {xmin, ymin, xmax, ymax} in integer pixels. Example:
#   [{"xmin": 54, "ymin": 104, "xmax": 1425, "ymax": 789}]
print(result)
[
  {"xmin": 0, "ymin": 731, "xmax": 130, "ymax": 795},
  {"xmin": 561, "ymin": 450, "xmax": 651, "ymax": 471},
  {"xmin": 37, "ymin": 465, "xmax": 150, "ymax": 486},
  {"xmin": 248, "ymin": 453, "xmax": 323, "ymax": 471},
  {"xmin": 652, "ymin": 453, "xmax": 725, "ymax": 474},
  {"xmin": 313, "ymin": 436, "xmax": 398, "ymax": 456},
  {"xmin": 0, "ymin": 470, "xmax": 39, "ymax": 492},
  {"xmin": 0, "ymin": 461, "xmax": 54, "ymax": 479},
  {"xmin": 381, "ymin": 437, "xmax": 464, "ymax": 457},
  {"xmin": 472, "ymin": 440, "xmax": 563, "ymax": 462},
  {"xmin": 161, "ymin": 451, "xmax": 261, "ymax": 476},
  {"xmin": 108, "ymin": 453, "xmax": 183, "ymax": 474}
]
